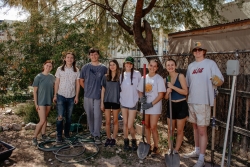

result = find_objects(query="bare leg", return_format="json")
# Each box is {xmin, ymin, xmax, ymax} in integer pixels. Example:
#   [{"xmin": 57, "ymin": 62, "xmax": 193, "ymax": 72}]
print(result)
[
  {"xmin": 150, "ymin": 114, "xmax": 160, "ymax": 148},
  {"xmin": 41, "ymin": 106, "xmax": 51, "ymax": 135},
  {"xmin": 34, "ymin": 106, "xmax": 46, "ymax": 138},
  {"xmin": 122, "ymin": 108, "xmax": 129, "ymax": 138},
  {"xmin": 175, "ymin": 117, "xmax": 187, "ymax": 151},
  {"xmin": 197, "ymin": 126, "xmax": 208, "ymax": 154},
  {"xmin": 127, "ymin": 110, "xmax": 137, "ymax": 139},
  {"xmin": 112, "ymin": 109, "xmax": 120, "ymax": 139},
  {"xmin": 193, "ymin": 123, "xmax": 199, "ymax": 147},
  {"xmin": 105, "ymin": 109, "xmax": 111, "ymax": 139}
]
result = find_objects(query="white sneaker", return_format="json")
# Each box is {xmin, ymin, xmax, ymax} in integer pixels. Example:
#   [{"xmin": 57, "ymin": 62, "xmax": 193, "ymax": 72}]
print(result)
[
  {"xmin": 193, "ymin": 160, "xmax": 205, "ymax": 167},
  {"xmin": 183, "ymin": 151, "xmax": 199, "ymax": 158}
]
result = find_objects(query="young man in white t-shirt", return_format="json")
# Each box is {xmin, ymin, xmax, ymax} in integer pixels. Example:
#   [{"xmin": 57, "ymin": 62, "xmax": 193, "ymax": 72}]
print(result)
[{"xmin": 184, "ymin": 42, "xmax": 224, "ymax": 167}]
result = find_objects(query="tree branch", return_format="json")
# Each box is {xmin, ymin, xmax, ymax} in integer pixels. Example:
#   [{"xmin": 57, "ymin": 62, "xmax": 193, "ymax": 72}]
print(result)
[
  {"xmin": 142, "ymin": 0, "xmax": 157, "ymax": 17},
  {"xmin": 120, "ymin": 0, "xmax": 128, "ymax": 16}
]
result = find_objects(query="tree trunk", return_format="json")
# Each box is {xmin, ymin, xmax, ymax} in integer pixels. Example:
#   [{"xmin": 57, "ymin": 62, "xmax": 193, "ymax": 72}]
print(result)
[{"xmin": 133, "ymin": 19, "xmax": 164, "ymax": 76}]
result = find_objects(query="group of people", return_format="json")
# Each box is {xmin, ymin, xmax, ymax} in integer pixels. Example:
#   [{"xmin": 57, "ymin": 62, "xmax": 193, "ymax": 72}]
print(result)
[{"xmin": 32, "ymin": 42, "xmax": 224, "ymax": 167}]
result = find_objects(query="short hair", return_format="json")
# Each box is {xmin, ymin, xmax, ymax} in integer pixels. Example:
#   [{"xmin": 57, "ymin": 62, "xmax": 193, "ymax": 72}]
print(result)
[{"xmin": 88, "ymin": 48, "xmax": 100, "ymax": 55}]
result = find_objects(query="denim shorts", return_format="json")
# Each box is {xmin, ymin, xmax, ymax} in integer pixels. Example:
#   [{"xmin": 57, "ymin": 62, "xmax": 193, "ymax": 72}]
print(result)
[{"xmin": 121, "ymin": 104, "xmax": 137, "ymax": 110}]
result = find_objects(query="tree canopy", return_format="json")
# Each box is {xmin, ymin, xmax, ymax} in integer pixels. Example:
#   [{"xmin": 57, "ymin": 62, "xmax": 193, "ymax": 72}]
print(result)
[{"xmin": 0, "ymin": 0, "xmax": 227, "ymax": 91}]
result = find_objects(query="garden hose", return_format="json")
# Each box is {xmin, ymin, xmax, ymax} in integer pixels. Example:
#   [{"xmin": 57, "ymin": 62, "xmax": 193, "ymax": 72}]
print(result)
[
  {"xmin": 54, "ymin": 143, "xmax": 100, "ymax": 164},
  {"xmin": 38, "ymin": 111, "xmax": 105, "ymax": 163},
  {"xmin": 38, "ymin": 137, "xmax": 77, "ymax": 152},
  {"xmin": 52, "ymin": 142, "xmax": 86, "ymax": 157}
]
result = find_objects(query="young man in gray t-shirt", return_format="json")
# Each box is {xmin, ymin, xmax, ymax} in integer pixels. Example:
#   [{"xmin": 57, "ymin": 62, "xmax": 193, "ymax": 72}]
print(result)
[
  {"xmin": 184, "ymin": 42, "xmax": 224, "ymax": 167},
  {"xmin": 79, "ymin": 48, "xmax": 107, "ymax": 144}
]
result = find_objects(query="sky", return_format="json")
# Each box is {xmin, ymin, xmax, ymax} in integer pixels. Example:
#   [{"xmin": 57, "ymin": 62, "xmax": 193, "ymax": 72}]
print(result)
[
  {"xmin": 0, "ymin": 0, "xmax": 234, "ymax": 21},
  {"xmin": 0, "ymin": 6, "xmax": 28, "ymax": 21}
]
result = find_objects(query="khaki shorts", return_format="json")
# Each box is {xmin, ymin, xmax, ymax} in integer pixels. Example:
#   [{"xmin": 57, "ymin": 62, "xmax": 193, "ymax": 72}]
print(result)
[{"xmin": 188, "ymin": 104, "xmax": 211, "ymax": 126}]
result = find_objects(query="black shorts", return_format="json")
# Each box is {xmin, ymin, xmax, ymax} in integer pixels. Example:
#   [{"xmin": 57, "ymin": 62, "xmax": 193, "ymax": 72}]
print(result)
[
  {"xmin": 166, "ymin": 100, "xmax": 189, "ymax": 119},
  {"xmin": 104, "ymin": 102, "xmax": 120, "ymax": 110}
]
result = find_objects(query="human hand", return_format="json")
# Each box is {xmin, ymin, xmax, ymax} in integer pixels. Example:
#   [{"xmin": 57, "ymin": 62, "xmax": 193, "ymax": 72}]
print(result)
[
  {"xmin": 101, "ymin": 103, "xmax": 105, "ymax": 112},
  {"xmin": 35, "ymin": 104, "xmax": 40, "ymax": 111},
  {"xmin": 53, "ymin": 96, "xmax": 57, "ymax": 103},
  {"xmin": 74, "ymin": 97, "xmax": 79, "ymax": 104},
  {"xmin": 141, "ymin": 102, "xmax": 153, "ymax": 110},
  {"xmin": 139, "ymin": 96, "xmax": 147, "ymax": 103},
  {"xmin": 167, "ymin": 82, "xmax": 173, "ymax": 89},
  {"xmin": 211, "ymin": 75, "xmax": 223, "ymax": 86}
]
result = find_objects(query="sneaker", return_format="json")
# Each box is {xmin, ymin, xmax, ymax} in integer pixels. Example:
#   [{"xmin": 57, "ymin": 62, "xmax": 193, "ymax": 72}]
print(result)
[
  {"xmin": 32, "ymin": 138, "xmax": 38, "ymax": 146},
  {"xmin": 56, "ymin": 137, "xmax": 64, "ymax": 144},
  {"xmin": 41, "ymin": 134, "xmax": 50, "ymax": 141},
  {"xmin": 94, "ymin": 136, "xmax": 101, "ymax": 145},
  {"xmin": 110, "ymin": 139, "xmax": 116, "ymax": 147},
  {"xmin": 193, "ymin": 160, "xmax": 205, "ymax": 167},
  {"xmin": 183, "ymin": 151, "xmax": 199, "ymax": 158},
  {"xmin": 104, "ymin": 139, "xmax": 111, "ymax": 147}
]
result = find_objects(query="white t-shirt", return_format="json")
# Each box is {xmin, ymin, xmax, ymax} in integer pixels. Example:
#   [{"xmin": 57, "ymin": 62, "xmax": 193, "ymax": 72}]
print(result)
[
  {"xmin": 186, "ymin": 59, "xmax": 224, "ymax": 106},
  {"xmin": 55, "ymin": 66, "xmax": 80, "ymax": 98},
  {"xmin": 137, "ymin": 74, "xmax": 166, "ymax": 114},
  {"xmin": 120, "ymin": 70, "xmax": 141, "ymax": 108}
]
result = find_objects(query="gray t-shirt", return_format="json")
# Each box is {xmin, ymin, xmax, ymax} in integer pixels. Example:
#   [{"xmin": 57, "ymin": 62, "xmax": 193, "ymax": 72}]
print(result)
[
  {"xmin": 80, "ymin": 63, "xmax": 107, "ymax": 99},
  {"xmin": 32, "ymin": 73, "xmax": 55, "ymax": 106},
  {"xmin": 101, "ymin": 75, "xmax": 120, "ymax": 104},
  {"xmin": 186, "ymin": 59, "xmax": 224, "ymax": 106}
]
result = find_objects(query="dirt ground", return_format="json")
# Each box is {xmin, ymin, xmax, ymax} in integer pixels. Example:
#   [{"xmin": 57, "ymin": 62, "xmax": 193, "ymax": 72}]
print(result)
[{"xmin": 0, "ymin": 103, "xmax": 248, "ymax": 167}]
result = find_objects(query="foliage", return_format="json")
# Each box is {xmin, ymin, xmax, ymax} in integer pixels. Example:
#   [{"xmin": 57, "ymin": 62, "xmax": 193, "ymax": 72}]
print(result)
[
  {"xmin": 0, "ymin": 4, "xmax": 111, "ymax": 90},
  {"xmin": 16, "ymin": 102, "xmax": 85, "ymax": 125}
]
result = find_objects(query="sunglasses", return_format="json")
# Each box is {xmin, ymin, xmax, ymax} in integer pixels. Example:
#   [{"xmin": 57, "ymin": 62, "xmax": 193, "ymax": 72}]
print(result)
[{"xmin": 192, "ymin": 48, "xmax": 203, "ymax": 52}]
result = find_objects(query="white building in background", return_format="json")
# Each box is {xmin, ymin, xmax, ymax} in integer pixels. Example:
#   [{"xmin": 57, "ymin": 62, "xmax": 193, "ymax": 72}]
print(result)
[
  {"xmin": 106, "ymin": 27, "xmax": 168, "ymax": 68},
  {"xmin": 0, "ymin": 20, "xmax": 16, "ymax": 42}
]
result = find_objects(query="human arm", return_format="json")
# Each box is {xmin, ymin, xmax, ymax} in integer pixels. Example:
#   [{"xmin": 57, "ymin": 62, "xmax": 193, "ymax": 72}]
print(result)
[
  {"xmin": 74, "ymin": 79, "xmax": 80, "ymax": 104},
  {"xmin": 101, "ymin": 86, "xmax": 105, "ymax": 112},
  {"xmin": 79, "ymin": 78, "xmax": 84, "ymax": 88},
  {"xmin": 53, "ymin": 77, "xmax": 60, "ymax": 103},
  {"xmin": 164, "ymin": 88, "xmax": 172, "ymax": 100},
  {"xmin": 167, "ymin": 74, "xmax": 188, "ymax": 96},
  {"xmin": 211, "ymin": 61, "xmax": 224, "ymax": 86},
  {"xmin": 33, "ymin": 87, "xmax": 39, "ymax": 111},
  {"xmin": 141, "ymin": 92, "xmax": 164, "ymax": 110}
]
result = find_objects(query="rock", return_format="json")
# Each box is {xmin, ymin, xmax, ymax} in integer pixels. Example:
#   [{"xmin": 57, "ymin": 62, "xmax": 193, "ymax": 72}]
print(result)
[
  {"xmin": 21, "ymin": 122, "xmax": 25, "ymax": 127},
  {"xmin": 12, "ymin": 123, "xmax": 22, "ymax": 131},
  {"xmin": 2, "ymin": 126, "xmax": 9, "ymax": 131},
  {"xmin": 116, "ymin": 150, "xmax": 120, "ymax": 154},
  {"xmin": 4, "ymin": 160, "xmax": 10, "ymax": 165},
  {"xmin": 25, "ymin": 122, "xmax": 36, "ymax": 130},
  {"xmin": 8, "ymin": 124, "xmax": 13, "ymax": 129},
  {"xmin": 48, "ymin": 159, "xmax": 52, "ymax": 162},
  {"xmin": 5, "ymin": 109, "xmax": 12, "ymax": 114},
  {"xmin": 47, "ymin": 122, "xmax": 52, "ymax": 127},
  {"xmin": 139, "ymin": 160, "xmax": 143, "ymax": 164}
]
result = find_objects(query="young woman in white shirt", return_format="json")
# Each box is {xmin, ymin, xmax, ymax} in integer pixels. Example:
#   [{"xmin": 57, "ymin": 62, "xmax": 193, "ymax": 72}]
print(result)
[
  {"xmin": 120, "ymin": 56, "xmax": 141, "ymax": 151},
  {"xmin": 137, "ymin": 59, "xmax": 166, "ymax": 155}
]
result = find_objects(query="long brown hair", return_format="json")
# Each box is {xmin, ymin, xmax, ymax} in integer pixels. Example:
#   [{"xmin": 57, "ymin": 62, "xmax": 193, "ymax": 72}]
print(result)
[
  {"xmin": 121, "ymin": 62, "xmax": 134, "ymax": 85},
  {"xmin": 107, "ymin": 59, "xmax": 120, "ymax": 82},
  {"xmin": 42, "ymin": 60, "xmax": 54, "ymax": 71},
  {"xmin": 61, "ymin": 51, "xmax": 77, "ymax": 72}
]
